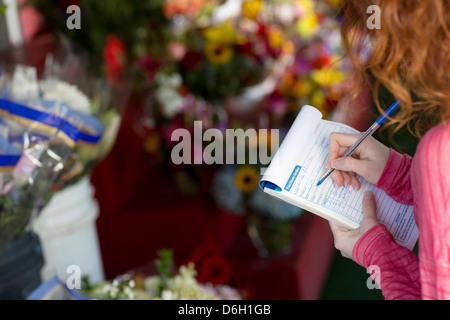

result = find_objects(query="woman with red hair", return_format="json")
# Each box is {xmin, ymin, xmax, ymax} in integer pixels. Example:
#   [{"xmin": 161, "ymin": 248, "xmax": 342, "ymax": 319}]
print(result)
[{"xmin": 327, "ymin": 0, "xmax": 450, "ymax": 299}]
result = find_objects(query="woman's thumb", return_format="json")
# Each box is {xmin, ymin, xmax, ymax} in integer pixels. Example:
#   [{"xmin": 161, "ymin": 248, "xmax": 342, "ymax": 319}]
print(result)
[{"xmin": 361, "ymin": 191, "xmax": 379, "ymax": 226}]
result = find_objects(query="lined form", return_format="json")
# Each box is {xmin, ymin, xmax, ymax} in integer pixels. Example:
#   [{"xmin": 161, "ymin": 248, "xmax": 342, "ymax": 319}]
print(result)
[{"xmin": 284, "ymin": 120, "xmax": 417, "ymax": 248}]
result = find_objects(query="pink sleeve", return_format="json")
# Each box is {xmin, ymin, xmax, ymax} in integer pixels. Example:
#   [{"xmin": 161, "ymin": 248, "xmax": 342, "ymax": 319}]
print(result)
[
  {"xmin": 412, "ymin": 123, "xmax": 450, "ymax": 299},
  {"xmin": 353, "ymin": 224, "xmax": 421, "ymax": 300},
  {"xmin": 374, "ymin": 148, "xmax": 414, "ymax": 205}
]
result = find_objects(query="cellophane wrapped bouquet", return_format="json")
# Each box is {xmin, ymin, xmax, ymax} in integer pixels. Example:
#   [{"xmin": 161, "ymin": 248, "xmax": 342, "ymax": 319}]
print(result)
[{"xmin": 0, "ymin": 56, "xmax": 122, "ymax": 250}]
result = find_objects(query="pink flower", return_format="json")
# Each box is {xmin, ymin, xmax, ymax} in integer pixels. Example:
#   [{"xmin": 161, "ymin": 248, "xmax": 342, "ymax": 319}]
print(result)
[
  {"xmin": 169, "ymin": 42, "xmax": 187, "ymax": 61},
  {"xmin": 135, "ymin": 54, "xmax": 164, "ymax": 82}
]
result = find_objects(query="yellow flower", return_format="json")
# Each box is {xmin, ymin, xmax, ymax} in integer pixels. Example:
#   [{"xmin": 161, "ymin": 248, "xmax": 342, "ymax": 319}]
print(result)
[
  {"xmin": 298, "ymin": 0, "xmax": 315, "ymax": 12},
  {"xmin": 242, "ymin": 0, "xmax": 263, "ymax": 20},
  {"xmin": 296, "ymin": 12, "xmax": 319, "ymax": 38},
  {"xmin": 203, "ymin": 19, "xmax": 241, "ymax": 45},
  {"xmin": 205, "ymin": 42, "xmax": 233, "ymax": 65},
  {"xmin": 311, "ymin": 68, "xmax": 346, "ymax": 87},
  {"xmin": 234, "ymin": 166, "xmax": 259, "ymax": 193}
]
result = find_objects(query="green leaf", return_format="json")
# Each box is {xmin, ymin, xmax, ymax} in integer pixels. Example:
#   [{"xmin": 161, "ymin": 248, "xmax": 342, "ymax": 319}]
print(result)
[
  {"xmin": 0, "ymin": 5, "xmax": 7, "ymax": 15},
  {"xmin": 154, "ymin": 248, "xmax": 174, "ymax": 278}
]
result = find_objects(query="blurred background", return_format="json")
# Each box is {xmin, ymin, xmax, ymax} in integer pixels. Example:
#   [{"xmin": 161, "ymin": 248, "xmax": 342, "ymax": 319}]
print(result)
[{"xmin": 0, "ymin": 0, "xmax": 416, "ymax": 300}]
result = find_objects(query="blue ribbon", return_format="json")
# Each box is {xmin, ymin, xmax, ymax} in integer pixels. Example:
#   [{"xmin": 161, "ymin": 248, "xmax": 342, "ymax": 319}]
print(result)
[{"xmin": 0, "ymin": 98, "xmax": 104, "ymax": 146}]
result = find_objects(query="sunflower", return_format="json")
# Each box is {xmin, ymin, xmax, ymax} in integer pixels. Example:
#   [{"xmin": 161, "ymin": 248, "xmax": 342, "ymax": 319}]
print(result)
[
  {"xmin": 204, "ymin": 42, "xmax": 233, "ymax": 65},
  {"xmin": 234, "ymin": 166, "xmax": 259, "ymax": 193}
]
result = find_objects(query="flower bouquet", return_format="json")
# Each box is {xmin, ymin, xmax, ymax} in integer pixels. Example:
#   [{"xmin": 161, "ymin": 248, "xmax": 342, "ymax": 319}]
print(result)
[
  {"xmin": 0, "ymin": 65, "xmax": 86, "ymax": 247},
  {"xmin": 80, "ymin": 248, "xmax": 242, "ymax": 300},
  {"xmin": 0, "ymin": 52, "xmax": 121, "ymax": 258}
]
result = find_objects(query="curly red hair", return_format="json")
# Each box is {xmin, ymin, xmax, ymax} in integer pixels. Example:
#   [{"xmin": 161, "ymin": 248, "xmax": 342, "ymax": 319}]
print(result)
[{"xmin": 340, "ymin": 0, "xmax": 450, "ymax": 137}]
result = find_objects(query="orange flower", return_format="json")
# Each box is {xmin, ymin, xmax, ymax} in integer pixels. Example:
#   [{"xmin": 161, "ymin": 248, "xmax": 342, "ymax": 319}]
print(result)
[{"xmin": 267, "ymin": 26, "xmax": 284, "ymax": 50}]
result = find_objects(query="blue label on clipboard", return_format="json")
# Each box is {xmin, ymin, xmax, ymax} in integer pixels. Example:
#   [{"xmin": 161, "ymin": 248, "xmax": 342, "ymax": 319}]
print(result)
[{"xmin": 285, "ymin": 165, "xmax": 301, "ymax": 192}]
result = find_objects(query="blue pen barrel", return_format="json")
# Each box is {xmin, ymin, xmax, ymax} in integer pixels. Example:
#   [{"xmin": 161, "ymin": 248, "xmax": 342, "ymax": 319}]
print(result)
[{"xmin": 376, "ymin": 99, "xmax": 402, "ymax": 126}]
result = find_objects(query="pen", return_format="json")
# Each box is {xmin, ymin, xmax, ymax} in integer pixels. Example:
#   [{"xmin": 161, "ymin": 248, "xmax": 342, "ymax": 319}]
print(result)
[{"xmin": 316, "ymin": 99, "xmax": 402, "ymax": 187}]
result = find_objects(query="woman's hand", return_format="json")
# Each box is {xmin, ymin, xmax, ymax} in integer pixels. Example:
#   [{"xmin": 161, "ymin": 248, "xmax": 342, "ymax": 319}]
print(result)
[
  {"xmin": 328, "ymin": 132, "xmax": 390, "ymax": 190},
  {"xmin": 329, "ymin": 191, "xmax": 380, "ymax": 259}
]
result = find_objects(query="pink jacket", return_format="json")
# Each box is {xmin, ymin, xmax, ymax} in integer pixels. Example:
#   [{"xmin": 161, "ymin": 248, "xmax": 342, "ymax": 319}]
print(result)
[{"xmin": 353, "ymin": 121, "xmax": 450, "ymax": 300}]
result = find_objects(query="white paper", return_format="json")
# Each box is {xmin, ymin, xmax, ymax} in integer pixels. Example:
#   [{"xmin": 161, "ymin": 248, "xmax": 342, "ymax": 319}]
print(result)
[
  {"xmin": 260, "ymin": 105, "xmax": 322, "ymax": 191},
  {"xmin": 261, "ymin": 106, "xmax": 419, "ymax": 250}
]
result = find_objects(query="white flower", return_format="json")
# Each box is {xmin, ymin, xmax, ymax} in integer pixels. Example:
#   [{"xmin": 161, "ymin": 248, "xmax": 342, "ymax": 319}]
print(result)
[
  {"xmin": 102, "ymin": 284, "xmax": 113, "ymax": 294},
  {"xmin": 274, "ymin": 3, "xmax": 296, "ymax": 25},
  {"xmin": 155, "ymin": 72, "xmax": 182, "ymax": 88},
  {"xmin": 154, "ymin": 72, "xmax": 184, "ymax": 118},
  {"xmin": 40, "ymin": 80, "xmax": 92, "ymax": 114},
  {"xmin": 109, "ymin": 287, "xmax": 119, "ymax": 299},
  {"xmin": 123, "ymin": 286, "xmax": 134, "ymax": 300},
  {"xmin": 155, "ymin": 87, "xmax": 183, "ymax": 118},
  {"xmin": 161, "ymin": 290, "xmax": 174, "ymax": 300},
  {"xmin": 10, "ymin": 65, "xmax": 40, "ymax": 100},
  {"xmin": 144, "ymin": 276, "xmax": 161, "ymax": 296}
]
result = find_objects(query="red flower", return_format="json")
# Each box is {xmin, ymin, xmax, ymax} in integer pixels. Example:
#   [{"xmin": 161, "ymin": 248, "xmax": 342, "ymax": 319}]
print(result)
[
  {"xmin": 179, "ymin": 51, "xmax": 203, "ymax": 70},
  {"xmin": 312, "ymin": 55, "xmax": 331, "ymax": 69},
  {"xmin": 103, "ymin": 34, "xmax": 126, "ymax": 83},
  {"xmin": 184, "ymin": 244, "xmax": 233, "ymax": 286},
  {"xmin": 197, "ymin": 254, "xmax": 232, "ymax": 286}
]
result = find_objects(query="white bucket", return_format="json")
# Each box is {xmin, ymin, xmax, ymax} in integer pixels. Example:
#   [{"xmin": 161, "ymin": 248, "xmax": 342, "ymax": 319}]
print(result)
[{"xmin": 32, "ymin": 176, "xmax": 105, "ymax": 285}]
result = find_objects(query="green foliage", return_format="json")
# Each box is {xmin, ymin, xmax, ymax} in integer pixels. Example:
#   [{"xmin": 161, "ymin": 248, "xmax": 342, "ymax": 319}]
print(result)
[
  {"xmin": 154, "ymin": 248, "xmax": 175, "ymax": 294},
  {"xmin": 0, "ymin": 5, "xmax": 7, "ymax": 14}
]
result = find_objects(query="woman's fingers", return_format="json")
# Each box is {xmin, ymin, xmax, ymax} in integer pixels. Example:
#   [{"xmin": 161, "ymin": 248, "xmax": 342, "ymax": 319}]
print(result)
[
  {"xmin": 330, "ymin": 170, "xmax": 361, "ymax": 189},
  {"xmin": 328, "ymin": 132, "xmax": 362, "ymax": 166}
]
